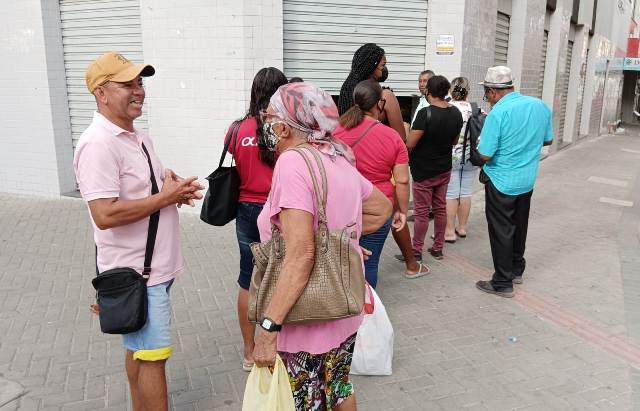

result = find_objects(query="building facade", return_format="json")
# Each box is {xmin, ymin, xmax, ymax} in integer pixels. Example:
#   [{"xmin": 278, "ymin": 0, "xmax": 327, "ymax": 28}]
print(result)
[{"xmin": 0, "ymin": 0, "xmax": 633, "ymax": 196}]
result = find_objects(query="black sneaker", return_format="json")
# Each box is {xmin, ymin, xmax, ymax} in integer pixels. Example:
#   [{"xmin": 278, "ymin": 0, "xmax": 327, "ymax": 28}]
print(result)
[
  {"xmin": 513, "ymin": 276, "xmax": 523, "ymax": 285},
  {"xmin": 394, "ymin": 253, "xmax": 422, "ymax": 262},
  {"xmin": 475, "ymin": 280, "xmax": 514, "ymax": 298},
  {"xmin": 428, "ymin": 248, "xmax": 443, "ymax": 260}
]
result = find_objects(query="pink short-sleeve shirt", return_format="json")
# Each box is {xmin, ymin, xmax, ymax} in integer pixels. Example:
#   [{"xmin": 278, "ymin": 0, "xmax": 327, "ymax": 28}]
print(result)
[
  {"xmin": 73, "ymin": 112, "xmax": 184, "ymax": 286},
  {"xmin": 257, "ymin": 148, "xmax": 374, "ymax": 354}
]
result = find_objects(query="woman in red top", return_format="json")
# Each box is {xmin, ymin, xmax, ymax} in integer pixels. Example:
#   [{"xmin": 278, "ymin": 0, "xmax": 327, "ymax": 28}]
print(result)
[
  {"xmin": 224, "ymin": 67, "xmax": 287, "ymax": 371},
  {"xmin": 334, "ymin": 80, "xmax": 430, "ymax": 287}
]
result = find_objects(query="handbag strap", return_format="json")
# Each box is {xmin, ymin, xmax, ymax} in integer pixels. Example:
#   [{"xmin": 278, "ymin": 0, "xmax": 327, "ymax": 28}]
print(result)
[
  {"xmin": 219, "ymin": 121, "xmax": 241, "ymax": 168},
  {"xmin": 349, "ymin": 120, "xmax": 379, "ymax": 148},
  {"xmin": 95, "ymin": 143, "xmax": 160, "ymax": 280},
  {"xmin": 289, "ymin": 146, "xmax": 328, "ymax": 225},
  {"xmin": 141, "ymin": 143, "xmax": 160, "ymax": 279}
]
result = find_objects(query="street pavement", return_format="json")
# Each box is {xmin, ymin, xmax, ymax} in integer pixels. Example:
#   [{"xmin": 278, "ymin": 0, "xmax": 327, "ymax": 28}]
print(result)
[{"xmin": 2, "ymin": 130, "xmax": 640, "ymax": 410}]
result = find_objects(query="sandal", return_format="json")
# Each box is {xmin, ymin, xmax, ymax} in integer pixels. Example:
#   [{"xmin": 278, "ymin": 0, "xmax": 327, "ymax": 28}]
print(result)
[
  {"xmin": 242, "ymin": 359, "xmax": 254, "ymax": 372},
  {"xmin": 404, "ymin": 263, "xmax": 431, "ymax": 279},
  {"xmin": 455, "ymin": 228, "xmax": 467, "ymax": 238}
]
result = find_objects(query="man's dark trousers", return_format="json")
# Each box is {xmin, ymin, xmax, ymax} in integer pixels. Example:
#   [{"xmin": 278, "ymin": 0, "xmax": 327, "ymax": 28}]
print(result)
[{"xmin": 484, "ymin": 179, "xmax": 533, "ymax": 289}]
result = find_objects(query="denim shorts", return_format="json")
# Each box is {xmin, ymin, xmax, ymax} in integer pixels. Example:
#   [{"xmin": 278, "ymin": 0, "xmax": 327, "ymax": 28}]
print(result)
[
  {"xmin": 122, "ymin": 279, "xmax": 174, "ymax": 361},
  {"xmin": 236, "ymin": 202, "xmax": 264, "ymax": 290},
  {"xmin": 446, "ymin": 166, "xmax": 479, "ymax": 199}
]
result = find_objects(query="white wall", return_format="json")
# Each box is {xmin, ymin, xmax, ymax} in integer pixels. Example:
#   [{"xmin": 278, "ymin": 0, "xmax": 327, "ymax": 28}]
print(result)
[
  {"xmin": 425, "ymin": 0, "xmax": 465, "ymax": 81},
  {"xmin": 0, "ymin": 0, "xmax": 75, "ymax": 195},
  {"xmin": 139, "ymin": 0, "xmax": 283, "ymax": 194}
]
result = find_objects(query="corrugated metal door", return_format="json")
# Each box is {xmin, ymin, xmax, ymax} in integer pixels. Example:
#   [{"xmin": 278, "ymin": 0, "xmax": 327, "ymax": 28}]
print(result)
[
  {"xmin": 558, "ymin": 41, "xmax": 573, "ymax": 141},
  {"xmin": 59, "ymin": 0, "xmax": 145, "ymax": 149},
  {"xmin": 537, "ymin": 30, "xmax": 548, "ymax": 99},
  {"xmin": 494, "ymin": 12, "xmax": 510, "ymax": 66},
  {"xmin": 283, "ymin": 0, "xmax": 428, "ymax": 96},
  {"xmin": 574, "ymin": 61, "xmax": 587, "ymax": 139}
]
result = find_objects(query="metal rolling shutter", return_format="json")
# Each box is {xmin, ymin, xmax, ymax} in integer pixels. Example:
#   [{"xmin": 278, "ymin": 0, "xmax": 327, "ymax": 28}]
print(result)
[
  {"xmin": 558, "ymin": 41, "xmax": 573, "ymax": 141},
  {"xmin": 575, "ymin": 61, "xmax": 587, "ymax": 139},
  {"xmin": 59, "ymin": 0, "xmax": 145, "ymax": 149},
  {"xmin": 494, "ymin": 12, "xmax": 510, "ymax": 66},
  {"xmin": 537, "ymin": 30, "xmax": 548, "ymax": 99},
  {"xmin": 283, "ymin": 0, "xmax": 428, "ymax": 96}
]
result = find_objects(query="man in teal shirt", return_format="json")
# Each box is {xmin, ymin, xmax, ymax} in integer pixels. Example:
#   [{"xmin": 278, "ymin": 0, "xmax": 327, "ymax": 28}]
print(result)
[{"xmin": 475, "ymin": 66, "xmax": 553, "ymax": 298}]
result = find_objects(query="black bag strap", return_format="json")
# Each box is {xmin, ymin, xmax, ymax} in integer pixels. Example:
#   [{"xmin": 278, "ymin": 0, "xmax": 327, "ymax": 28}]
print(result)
[
  {"xmin": 95, "ymin": 142, "xmax": 161, "ymax": 280},
  {"xmin": 349, "ymin": 121, "xmax": 379, "ymax": 148},
  {"xmin": 141, "ymin": 142, "xmax": 160, "ymax": 279},
  {"xmin": 461, "ymin": 102, "xmax": 479, "ymax": 164},
  {"xmin": 219, "ymin": 121, "xmax": 241, "ymax": 168},
  {"xmin": 470, "ymin": 102, "xmax": 480, "ymax": 117}
]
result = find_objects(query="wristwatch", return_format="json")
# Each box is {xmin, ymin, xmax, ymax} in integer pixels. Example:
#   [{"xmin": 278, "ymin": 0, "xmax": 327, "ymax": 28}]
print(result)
[{"xmin": 259, "ymin": 317, "xmax": 282, "ymax": 332}]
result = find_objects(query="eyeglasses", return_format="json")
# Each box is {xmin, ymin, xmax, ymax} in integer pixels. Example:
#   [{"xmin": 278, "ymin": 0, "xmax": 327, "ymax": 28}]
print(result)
[{"xmin": 259, "ymin": 110, "xmax": 285, "ymax": 122}]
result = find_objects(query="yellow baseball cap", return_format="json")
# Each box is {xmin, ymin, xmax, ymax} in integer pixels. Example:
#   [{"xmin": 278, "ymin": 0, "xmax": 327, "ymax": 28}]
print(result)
[{"xmin": 85, "ymin": 51, "xmax": 155, "ymax": 93}]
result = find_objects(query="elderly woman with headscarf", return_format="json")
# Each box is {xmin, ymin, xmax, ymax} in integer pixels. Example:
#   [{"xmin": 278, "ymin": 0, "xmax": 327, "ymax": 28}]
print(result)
[{"xmin": 252, "ymin": 82, "xmax": 392, "ymax": 410}]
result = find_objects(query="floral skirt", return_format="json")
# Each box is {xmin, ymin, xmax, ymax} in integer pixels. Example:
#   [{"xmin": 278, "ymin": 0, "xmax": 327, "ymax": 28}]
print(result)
[{"xmin": 279, "ymin": 333, "xmax": 356, "ymax": 410}]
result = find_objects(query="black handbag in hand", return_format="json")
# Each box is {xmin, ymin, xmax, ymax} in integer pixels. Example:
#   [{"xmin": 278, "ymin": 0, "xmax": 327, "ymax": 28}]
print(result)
[
  {"xmin": 91, "ymin": 143, "xmax": 160, "ymax": 335},
  {"xmin": 200, "ymin": 121, "xmax": 241, "ymax": 226}
]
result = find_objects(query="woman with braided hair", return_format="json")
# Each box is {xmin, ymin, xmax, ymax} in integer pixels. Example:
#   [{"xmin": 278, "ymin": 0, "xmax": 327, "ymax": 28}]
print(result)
[
  {"xmin": 337, "ymin": 43, "xmax": 406, "ymax": 140},
  {"xmin": 339, "ymin": 43, "xmax": 424, "ymax": 281}
]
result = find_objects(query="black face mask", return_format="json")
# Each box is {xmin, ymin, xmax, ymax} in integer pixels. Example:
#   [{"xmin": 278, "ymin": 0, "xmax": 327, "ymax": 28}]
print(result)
[{"xmin": 378, "ymin": 66, "xmax": 389, "ymax": 83}]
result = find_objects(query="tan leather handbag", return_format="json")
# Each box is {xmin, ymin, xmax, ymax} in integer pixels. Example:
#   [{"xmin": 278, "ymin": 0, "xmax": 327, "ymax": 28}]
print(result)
[{"xmin": 248, "ymin": 146, "xmax": 366, "ymax": 325}]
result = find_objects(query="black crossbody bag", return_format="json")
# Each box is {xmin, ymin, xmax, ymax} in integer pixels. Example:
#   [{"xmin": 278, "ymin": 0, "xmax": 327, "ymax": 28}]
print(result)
[{"xmin": 91, "ymin": 143, "xmax": 160, "ymax": 335}]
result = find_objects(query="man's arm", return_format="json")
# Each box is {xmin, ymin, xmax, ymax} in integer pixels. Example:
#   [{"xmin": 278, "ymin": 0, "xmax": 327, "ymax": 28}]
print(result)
[
  {"xmin": 89, "ymin": 170, "xmax": 200, "ymax": 230},
  {"xmin": 406, "ymin": 129, "xmax": 424, "ymax": 150}
]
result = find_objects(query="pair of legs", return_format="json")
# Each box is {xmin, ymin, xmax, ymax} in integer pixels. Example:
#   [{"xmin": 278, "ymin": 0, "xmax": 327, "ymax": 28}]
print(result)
[
  {"xmin": 484, "ymin": 180, "xmax": 532, "ymax": 289},
  {"xmin": 445, "ymin": 197, "xmax": 472, "ymax": 240},
  {"xmin": 412, "ymin": 171, "xmax": 451, "ymax": 255},
  {"xmin": 359, "ymin": 219, "xmax": 392, "ymax": 288},
  {"xmin": 122, "ymin": 280, "xmax": 174, "ymax": 411},
  {"xmin": 390, "ymin": 196, "xmax": 428, "ymax": 275},
  {"xmin": 235, "ymin": 202, "xmax": 264, "ymax": 365},
  {"xmin": 445, "ymin": 166, "xmax": 478, "ymax": 240}
]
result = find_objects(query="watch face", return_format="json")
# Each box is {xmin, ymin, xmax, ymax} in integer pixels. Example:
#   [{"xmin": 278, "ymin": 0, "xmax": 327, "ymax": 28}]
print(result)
[{"xmin": 262, "ymin": 319, "xmax": 273, "ymax": 329}]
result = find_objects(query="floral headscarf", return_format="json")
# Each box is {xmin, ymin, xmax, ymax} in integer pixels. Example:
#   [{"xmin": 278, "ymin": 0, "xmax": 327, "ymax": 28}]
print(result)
[{"xmin": 269, "ymin": 82, "xmax": 356, "ymax": 165}]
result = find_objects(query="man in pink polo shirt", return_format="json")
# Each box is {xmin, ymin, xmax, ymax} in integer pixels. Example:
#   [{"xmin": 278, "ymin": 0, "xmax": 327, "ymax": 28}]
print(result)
[{"xmin": 73, "ymin": 52, "xmax": 202, "ymax": 411}]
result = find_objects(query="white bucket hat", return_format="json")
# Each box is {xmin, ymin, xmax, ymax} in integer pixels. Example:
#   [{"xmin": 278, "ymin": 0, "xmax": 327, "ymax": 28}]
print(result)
[{"xmin": 479, "ymin": 66, "xmax": 514, "ymax": 89}]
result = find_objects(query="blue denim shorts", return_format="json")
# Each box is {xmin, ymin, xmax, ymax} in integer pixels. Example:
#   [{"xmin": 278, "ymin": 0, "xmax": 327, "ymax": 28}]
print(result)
[
  {"xmin": 446, "ymin": 166, "xmax": 479, "ymax": 199},
  {"xmin": 122, "ymin": 279, "xmax": 174, "ymax": 361},
  {"xmin": 236, "ymin": 202, "xmax": 264, "ymax": 290}
]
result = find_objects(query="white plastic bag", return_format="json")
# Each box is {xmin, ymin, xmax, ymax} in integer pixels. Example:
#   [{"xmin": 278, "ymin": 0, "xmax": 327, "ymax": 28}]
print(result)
[
  {"xmin": 242, "ymin": 354, "xmax": 295, "ymax": 410},
  {"xmin": 350, "ymin": 286, "xmax": 394, "ymax": 376}
]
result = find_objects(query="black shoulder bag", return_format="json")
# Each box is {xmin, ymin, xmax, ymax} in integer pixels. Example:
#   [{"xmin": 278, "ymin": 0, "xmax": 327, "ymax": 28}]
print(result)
[
  {"xmin": 91, "ymin": 143, "xmax": 160, "ymax": 335},
  {"xmin": 200, "ymin": 121, "xmax": 241, "ymax": 226}
]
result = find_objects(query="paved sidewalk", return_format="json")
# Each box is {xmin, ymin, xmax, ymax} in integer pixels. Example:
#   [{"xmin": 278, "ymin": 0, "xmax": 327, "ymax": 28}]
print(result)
[{"xmin": 2, "ymin": 131, "xmax": 640, "ymax": 410}]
